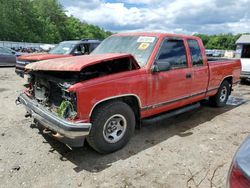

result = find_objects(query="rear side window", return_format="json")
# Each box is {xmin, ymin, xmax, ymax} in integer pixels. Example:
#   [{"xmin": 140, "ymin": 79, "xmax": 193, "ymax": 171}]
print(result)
[
  {"xmin": 157, "ymin": 39, "xmax": 187, "ymax": 69},
  {"xmin": 188, "ymin": 39, "xmax": 203, "ymax": 66}
]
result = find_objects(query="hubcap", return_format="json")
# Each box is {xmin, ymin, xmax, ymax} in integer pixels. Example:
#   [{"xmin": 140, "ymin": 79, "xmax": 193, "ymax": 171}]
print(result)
[
  {"xmin": 220, "ymin": 86, "xmax": 227, "ymax": 103},
  {"xmin": 103, "ymin": 114, "xmax": 127, "ymax": 144}
]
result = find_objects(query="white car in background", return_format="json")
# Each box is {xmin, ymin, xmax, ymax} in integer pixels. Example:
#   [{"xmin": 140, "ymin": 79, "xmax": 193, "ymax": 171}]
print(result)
[
  {"xmin": 240, "ymin": 58, "xmax": 250, "ymax": 82},
  {"xmin": 235, "ymin": 35, "xmax": 250, "ymax": 82}
]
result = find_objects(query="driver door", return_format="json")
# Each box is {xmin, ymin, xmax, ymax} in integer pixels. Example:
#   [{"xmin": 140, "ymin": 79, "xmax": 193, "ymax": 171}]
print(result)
[{"xmin": 146, "ymin": 38, "xmax": 192, "ymax": 114}]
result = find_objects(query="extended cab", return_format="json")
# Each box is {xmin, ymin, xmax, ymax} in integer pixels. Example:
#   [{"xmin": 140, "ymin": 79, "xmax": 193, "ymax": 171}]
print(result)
[
  {"xmin": 15, "ymin": 39, "xmax": 101, "ymax": 77},
  {"xmin": 17, "ymin": 33, "xmax": 241, "ymax": 153}
]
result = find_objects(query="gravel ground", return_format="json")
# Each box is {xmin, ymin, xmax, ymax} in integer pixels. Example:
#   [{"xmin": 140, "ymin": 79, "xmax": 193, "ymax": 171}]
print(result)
[{"xmin": 0, "ymin": 67, "xmax": 250, "ymax": 188}]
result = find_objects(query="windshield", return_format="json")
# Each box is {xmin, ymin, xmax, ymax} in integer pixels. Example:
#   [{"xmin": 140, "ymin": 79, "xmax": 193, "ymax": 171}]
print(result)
[
  {"xmin": 92, "ymin": 35, "xmax": 157, "ymax": 66},
  {"xmin": 49, "ymin": 42, "xmax": 77, "ymax": 55}
]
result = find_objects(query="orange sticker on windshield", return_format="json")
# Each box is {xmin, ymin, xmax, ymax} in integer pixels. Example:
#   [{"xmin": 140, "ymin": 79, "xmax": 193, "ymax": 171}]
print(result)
[{"xmin": 138, "ymin": 43, "xmax": 150, "ymax": 50}]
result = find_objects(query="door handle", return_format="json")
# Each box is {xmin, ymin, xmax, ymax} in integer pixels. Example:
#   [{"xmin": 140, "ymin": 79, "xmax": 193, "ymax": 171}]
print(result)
[{"xmin": 186, "ymin": 73, "xmax": 192, "ymax": 79}]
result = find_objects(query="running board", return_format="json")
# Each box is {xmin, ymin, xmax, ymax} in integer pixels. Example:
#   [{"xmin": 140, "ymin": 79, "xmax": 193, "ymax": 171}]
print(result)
[{"xmin": 142, "ymin": 102, "xmax": 201, "ymax": 125}]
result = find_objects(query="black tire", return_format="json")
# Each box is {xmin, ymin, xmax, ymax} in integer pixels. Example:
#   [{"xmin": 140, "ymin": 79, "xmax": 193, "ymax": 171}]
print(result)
[
  {"xmin": 87, "ymin": 101, "xmax": 135, "ymax": 154},
  {"xmin": 209, "ymin": 80, "xmax": 230, "ymax": 107},
  {"xmin": 240, "ymin": 78, "xmax": 246, "ymax": 85}
]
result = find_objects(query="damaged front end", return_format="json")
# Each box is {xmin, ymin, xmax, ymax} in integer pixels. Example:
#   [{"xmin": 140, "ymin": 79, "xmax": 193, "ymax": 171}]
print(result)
[
  {"xmin": 17, "ymin": 71, "xmax": 91, "ymax": 147},
  {"xmin": 30, "ymin": 72, "xmax": 78, "ymax": 119},
  {"xmin": 16, "ymin": 54, "xmax": 140, "ymax": 147}
]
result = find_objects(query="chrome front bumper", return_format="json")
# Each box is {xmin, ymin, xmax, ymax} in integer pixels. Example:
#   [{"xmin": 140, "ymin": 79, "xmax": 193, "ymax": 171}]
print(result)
[{"xmin": 17, "ymin": 93, "xmax": 91, "ymax": 139}]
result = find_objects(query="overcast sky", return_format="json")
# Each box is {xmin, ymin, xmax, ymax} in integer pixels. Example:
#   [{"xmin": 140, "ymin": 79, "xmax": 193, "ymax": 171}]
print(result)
[{"xmin": 59, "ymin": 0, "xmax": 250, "ymax": 34}]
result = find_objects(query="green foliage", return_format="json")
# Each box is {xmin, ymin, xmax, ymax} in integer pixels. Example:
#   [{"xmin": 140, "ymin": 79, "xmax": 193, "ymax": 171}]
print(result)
[
  {"xmin": 194, "ymin": 33, "xmax": 246, "ymax": 50},
  {"xmin": 0, "ymin": 0, "xmax": 112, "ymax": 43},
  {"xmin": 57, "ymin": 100, "xmax": 76, "ymax": 118}
]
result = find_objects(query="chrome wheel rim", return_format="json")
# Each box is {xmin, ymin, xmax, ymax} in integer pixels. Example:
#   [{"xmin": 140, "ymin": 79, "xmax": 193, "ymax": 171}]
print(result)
[
  {"xmin": 220, "ymin": 86, "xmax": 227, "ymax": 103},
  {"xmin": 103, "ymin": 114, "xmax": 127, "ymax": 144}
]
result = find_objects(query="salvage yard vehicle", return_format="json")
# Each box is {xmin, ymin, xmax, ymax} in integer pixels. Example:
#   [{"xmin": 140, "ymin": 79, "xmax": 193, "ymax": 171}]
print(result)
[
  {"xmin": 16, "ymin": 33, "xmax": 241, "ymax": 154},
  {"xmin": 0, "ymin": 47, "xmax": 17, "ymax": 66},
  {"xmin": 15, "ymin": 39, "xmax": 101, "ymax": 77}
]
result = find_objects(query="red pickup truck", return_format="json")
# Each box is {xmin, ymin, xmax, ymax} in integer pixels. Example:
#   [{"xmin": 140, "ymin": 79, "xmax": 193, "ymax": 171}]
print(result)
[{"xmin": 17, "ymin": 33, "xmax": 241, "ymax": 153}]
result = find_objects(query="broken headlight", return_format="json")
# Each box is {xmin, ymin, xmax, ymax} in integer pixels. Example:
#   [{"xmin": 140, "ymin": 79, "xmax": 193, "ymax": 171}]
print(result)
[{"xmin": 58, "ymin": 83, "xmax": 77, "ymax": 119}]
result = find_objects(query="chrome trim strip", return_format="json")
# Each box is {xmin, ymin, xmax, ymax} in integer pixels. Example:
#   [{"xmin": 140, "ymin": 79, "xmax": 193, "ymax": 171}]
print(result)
[
  {"xmin": 89, "ymin": 94, "xmax": 142, "ymax": 117},
  {"xmin": 141, "ymin": 90, "xmax": 206, "ymax": 111},
  {"xmin": 207, "ymin": 87, "xmax": 219, "ymax": 93}
]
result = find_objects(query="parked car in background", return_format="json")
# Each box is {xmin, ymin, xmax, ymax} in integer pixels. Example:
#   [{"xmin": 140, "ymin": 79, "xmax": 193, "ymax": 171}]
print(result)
[
  {"xmin": 205, "ymin": 49, "xmax": 213, "ymax": 57},
  {"xmin": 235, "ymin": 44, "xmax": 250, "ymax": 82},
  {"xmin": 17, "ymin": 32, "xmax": 241, "ymax": 154},
  {"xmin": 15, "ymin": 39, "xmax": 101, "ymax": 77},
  {"xmin": 9, "ymin": 48, "xmax": 21, "ymax": 57},
  {"xmin": 227, "ymin": 136, "xmax": 250, "ymax": 188},
  {"xmin": 0, "ymin": 47, "xmax": 18, "ymax": 67},
  {"xmin": 206, "ymin": 49, "xmax": 225, "ymax": 58}
]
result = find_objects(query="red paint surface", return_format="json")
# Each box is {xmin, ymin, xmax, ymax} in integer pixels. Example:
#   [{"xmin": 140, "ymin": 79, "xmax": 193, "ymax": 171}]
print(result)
[{"xmin": 26, "ymin": 53, "xmax": 138, "ymax": 71}]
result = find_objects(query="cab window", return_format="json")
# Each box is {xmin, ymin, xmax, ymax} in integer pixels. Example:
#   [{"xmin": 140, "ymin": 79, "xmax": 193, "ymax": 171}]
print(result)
[
  {"xmin": 188, "ymin": 39, "xmax": 203, "ymax": 66},
  {"xmin": 157, "ymin": 39, "xmax": 187, "ymax": 69}
]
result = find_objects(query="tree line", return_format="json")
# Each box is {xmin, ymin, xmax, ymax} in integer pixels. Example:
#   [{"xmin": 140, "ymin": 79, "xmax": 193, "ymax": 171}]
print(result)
[
  {"xmin": 0, "ymin": 0, "xmax": 248, "ymax": 49},
  {"xmin": 194, "ymin": 33, "xmax": 249, "ymax": 50},
  {"xmin": 0, "ymin": 0, "xmax": 112, "ymax": 43}
]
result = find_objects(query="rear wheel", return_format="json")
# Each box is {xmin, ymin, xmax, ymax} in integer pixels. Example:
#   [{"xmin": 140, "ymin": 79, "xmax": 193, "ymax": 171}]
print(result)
[
  {"xmin": 209, "ymin": 80, "xmax": 230, "ymax": 107},
  {"xmin": 87, "ymin": 101, "xmax": 135, "ymax": 154}
]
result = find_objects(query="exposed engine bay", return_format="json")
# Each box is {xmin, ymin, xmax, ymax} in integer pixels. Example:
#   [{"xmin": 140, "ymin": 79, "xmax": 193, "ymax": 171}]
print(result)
[
  {"xmin": 26, "ymin": 57, "xmax": 137, "ymax": 119},
  {"xmin": 27, "ymin": 74, "xmax": 77, "ymax": 119}
]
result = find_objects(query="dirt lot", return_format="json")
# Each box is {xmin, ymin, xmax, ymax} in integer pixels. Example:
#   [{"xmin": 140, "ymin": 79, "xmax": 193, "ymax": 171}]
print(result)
[{"xmin": 0, "ymin": 68, "xmax": 250, "ymax": 188}]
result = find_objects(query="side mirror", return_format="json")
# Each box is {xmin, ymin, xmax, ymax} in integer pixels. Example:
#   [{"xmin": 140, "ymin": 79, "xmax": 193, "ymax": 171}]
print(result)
[{"xmin": 151, "ymin": 60, "xmax": 171, "ymax": 73}]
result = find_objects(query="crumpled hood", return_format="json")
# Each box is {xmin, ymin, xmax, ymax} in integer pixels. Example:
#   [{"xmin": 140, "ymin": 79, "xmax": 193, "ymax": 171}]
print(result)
[
  {"xmin": 18, "ymin": 53, "xmax": 72, "ymax": 61},
  {"xmin": 26, "ymin": 53, "xmax": 140, "ymax": 72}
]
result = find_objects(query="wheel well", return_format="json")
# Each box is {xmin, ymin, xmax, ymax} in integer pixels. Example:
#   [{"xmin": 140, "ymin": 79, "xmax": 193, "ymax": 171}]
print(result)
[
  {"xmin": 90, "ymin": 96, "xmax": 141, "ymax": 126},
  {"xmin": 223, "ymin": 76, "xmax": 233, "ymax": 94},
  {"xmin": 224, "ymin": 76, "xmax": 232, "ymax": 85}
]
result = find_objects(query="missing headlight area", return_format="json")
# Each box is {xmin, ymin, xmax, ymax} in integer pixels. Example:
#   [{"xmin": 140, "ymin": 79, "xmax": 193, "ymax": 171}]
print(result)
[
  {"xmin": 26, "ymin": 57, "xmax": 137, "ymax": 119},
  {"xmin": 28, "ymin": 74, "xmax": 77, "ymax": 119}
]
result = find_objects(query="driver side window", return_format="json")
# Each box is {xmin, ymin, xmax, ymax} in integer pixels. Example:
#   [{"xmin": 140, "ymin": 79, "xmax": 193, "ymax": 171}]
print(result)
[{"xmin": 157, "ymin": 39, "xmax": 187, "ymax": 69}]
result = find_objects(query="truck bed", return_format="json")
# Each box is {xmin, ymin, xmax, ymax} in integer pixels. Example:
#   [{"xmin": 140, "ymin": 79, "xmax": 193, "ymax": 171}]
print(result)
[{"xmin": 207, "ymin": 58, "xmax": 241, "ymax": 96}]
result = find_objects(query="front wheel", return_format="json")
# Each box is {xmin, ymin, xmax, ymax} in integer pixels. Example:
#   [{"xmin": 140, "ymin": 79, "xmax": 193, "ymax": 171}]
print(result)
[
  {"xmin": 87, "ymin": 101, "xmax": 135, "ymax": 154},
  {"xmin": 209, "ymin": 80, "xmax": 230, "ymax": 107}
]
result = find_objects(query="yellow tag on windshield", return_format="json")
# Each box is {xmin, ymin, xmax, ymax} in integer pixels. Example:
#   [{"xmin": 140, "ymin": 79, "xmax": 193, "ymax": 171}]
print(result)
[{"xmin": 138, "ymin": 43, "xmax": 150, "ymax": 50}]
